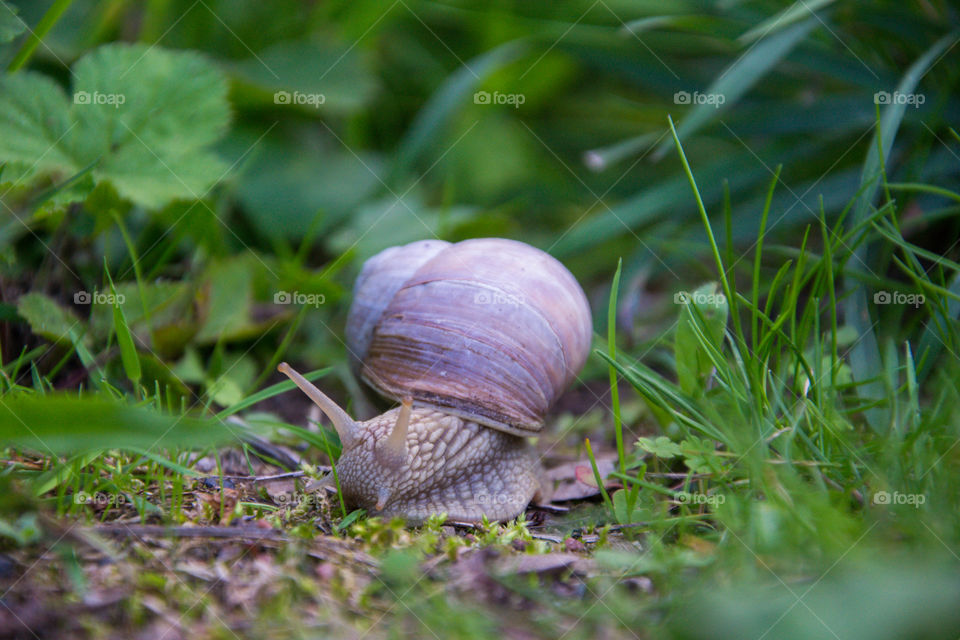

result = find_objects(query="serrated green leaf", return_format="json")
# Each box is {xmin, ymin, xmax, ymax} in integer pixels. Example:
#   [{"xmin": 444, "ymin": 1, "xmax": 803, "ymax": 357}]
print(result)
[
  {"xmin": 0, "ymin": 43, "xmax": 230, "ymax": 208},
  {"xmin": 680, "ymin": 436, "xmax": 724, "ymax": 474},
  {"xmin": 16, "ymin": 292, "xmax": 103, "ymax": 386},
  {"xmin": 636, "ymin": 436, "xmax": 683, "ymax": 459},
  {"xmin": 0, "ymin": 72, "xmax": 75, "ymax": 174},
  {"xmin": 16, "ymin": 292, "xmax": 84, "ymax": 344}
]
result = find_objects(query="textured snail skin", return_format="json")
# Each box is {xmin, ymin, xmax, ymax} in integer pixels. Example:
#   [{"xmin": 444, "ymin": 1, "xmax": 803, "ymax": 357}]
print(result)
[{"xmin": 336, "ymin": 406, "xmax": 542, "ymax": 524}]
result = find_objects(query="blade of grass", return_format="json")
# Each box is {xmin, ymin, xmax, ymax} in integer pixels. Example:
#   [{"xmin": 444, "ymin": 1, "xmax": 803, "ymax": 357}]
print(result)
[
  {"xmin": 654, "ymin": 16, "xmax": 819, "ymax": 160},
  {"xmin": 123, "ymin": 447, "xmax": 201, "ymax": 477},
  {"xmin": 608, "ymin": 258, "xmax": 625, "ymax": 479},
  {"xmin": 394, "ymin": 40, "xmax": 526, "ymax": 177},
  {"xmin": 845, "ymin": 31, "xmax": 959, "ymax": 431},
  {"xmin": 111, "ymin": 212, "xmax": 152, "ymax": 330},
  {"xmin": 738, "ymin": 0, "xmax": 835, "ymax": 43},
  {"xmin": 668, "ymin": 115, "xmax": 746, "ymax": 353},
  {"xmin": 104, "ymin": 262, "xmax": 142, "ymax": 389},
  {"xmin": 7, "ymin": 0, "xmax": 76, "ymax": 71},
  {"xmin": 584, "ymin": 437, "xmax": 613, "ymax": 510},
  {"xmin": 752, "ymin": 165, "xmax": 781, "ymax": 353},
  {"xmin": 214, "ymin": 367, "xmax": 332, "ymax": 420},
  {"xmin": 319, "ymin": 427, "xmax": 347, "ymax": 518},
  {"xmin": 0, "ymin": 395, "xmax": 235, "ymax": 452}
]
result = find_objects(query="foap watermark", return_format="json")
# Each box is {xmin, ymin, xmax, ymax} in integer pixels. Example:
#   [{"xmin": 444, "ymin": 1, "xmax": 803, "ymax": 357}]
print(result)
[
  {"xmin": 873, "ymin": 291, "xmax": 924, "ymax": 308},
  {"xmin": 476, "ymin": 493, "xmax": 525, "ymax": 506},
  {"xmin": 474, "ymin": 291, "xmax": 524, "ymax": 306},
  {"xmin": 874, "ymin": 91, "xmax": 925, "ymax": 108},
  {"xmin": 674, "ymin": 90, "xmax": 725, "ymax": 108},
  {"xmin": 271, "ymin": 492, "xmax": 312, "ymax": 507},
  {"xmin": 674, "ymin": 290, "xmax": 726, "ymax": 305},
  {"xmin": 74, "ymin": 491, "xmax": 128, "ymax": 506},
  {"xmin": 872, "ymin": 490, "xmax": 925, "ymax": 508},
  {"xmin": 274, "ymin": 90, "xmax": 326, "ymax": 108},
  {"xmin": 74, "ymin": 90, "xmax": 126, "ymax": 108},
  {"xmin": 473, "ymin": 90, "xmax": 525, "ymax": 108},
  {"xmin": 74, "ymin": 290, "xmax": 125, "ymax": 305},
  {"xmin": 274, "ymin": 291, "xmax": 326, "ymax": 307},
  {"xmin": 676, "ymin": 491, "xmax": 725, "ymax": 506}
]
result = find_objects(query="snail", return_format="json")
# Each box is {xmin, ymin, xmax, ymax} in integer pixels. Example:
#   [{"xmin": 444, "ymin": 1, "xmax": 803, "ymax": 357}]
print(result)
[{"xmin": 278, "ymin": 238, "xmax": 592, "ymax": 524}]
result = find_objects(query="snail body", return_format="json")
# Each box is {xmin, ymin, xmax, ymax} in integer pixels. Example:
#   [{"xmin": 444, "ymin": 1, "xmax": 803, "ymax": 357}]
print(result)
[{"xmin": 280, "ymin": 238, "xmax": 591, "ymax": 523}]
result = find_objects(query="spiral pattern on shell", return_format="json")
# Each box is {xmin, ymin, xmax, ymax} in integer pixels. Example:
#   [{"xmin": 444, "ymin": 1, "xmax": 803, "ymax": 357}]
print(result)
[{"xmin": 345, "ymin": 238, "xmax": 592, "ymax": 436}]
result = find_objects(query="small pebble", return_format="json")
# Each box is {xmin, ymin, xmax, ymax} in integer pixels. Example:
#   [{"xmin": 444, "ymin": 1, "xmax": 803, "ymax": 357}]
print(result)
[{"xmin": 564, "ymin": 537, "xmax": 586, "ymax": 552}]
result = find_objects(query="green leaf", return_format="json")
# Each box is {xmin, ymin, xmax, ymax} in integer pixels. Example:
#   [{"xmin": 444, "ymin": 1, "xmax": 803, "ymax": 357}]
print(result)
[
  {"xmin": 105, "ymin": 268, "xmax": 141, "ymax": 385},
  {"xmin": 612, "ymin": 488, "xmax": 632, "ymax": 524},
  {"xmin": 636, "ymin": 436, "xmax": 683, "ymax": 459},
  {"xmin": 31, "ymin": 451, "xmax": 102, "ymax": 496},
  {"xmin": 206, "ymin": 373, "xmax": 246, "ymax": 408},
  {"xmin": 0, "ymin": 72, "xmax": 75, "ymax": 175},
  {"xmin": 916, "ymin": 271, "xmax": 960, "ymax": 383},
  {"xmin": 232, "ymin": 133, "xmax": 382, "ymax": 241},
  {"xmin": 125, "ymin": 446, "xmax": 201, "ymax": 477},
  {"xmin": 680, "ymin": 437, "xmax": 724, "ymax": 474},
  {"xmin": 596, "ymin": 349, "xmax": 724, "ymax": 442},
  {"xmin": 88, "ymin": 280, "xmax": 191, "ymax": 342},
  {"xmin": 675, "ymin": 282, "xmax": 729, "ymax": 395},
  {"xmin": 0, "ymin": 395, "xmax": 236, "ymax": 453},
  {"xmin": 394, "ymin": 40, "xmax": 527, "ymax": 175},
  {"xmin": 552, "ymin": 145, "xmax": 785, "ymax": 257},
  {"xmin": 738, "ymin": 0, "xmax": 836, "ymax": 43},
  {"xmin": 676, "ymin": 560, "xmax": 960, "ymax": 640},
  {"xmin": 16, "ymin": 292, "xmax": 84, "ymax": 345},
  {"xmin": 0, "ymin": 43, "xmax": 230, "ymax": 208},
  {"xmin": 655, "ymin": 16, "xmax": 819, "ymax": 159},
  {"xmin": 214, "ymin": 367, "xmax": 333, "ymax": 420},
  {"xmin": 0, "ymin": 513, "xmax": 41, "ymax": 546},
  {"xmin": 232, "ymin": 38, "xmax": 377, "ymax": 114},
  {"xmin": 844, "ymin": 32, "xmax": 959, "ymax": 431},
  {"xmin": 608, "ymin": 258, "xmax": 626, "ymax": 478},
  {"xmin": 612, "ymin": 485, "xmax": 648, "ymax": 525},
  {"xmin": 16, "ymin": 292, "xmax": 101, "ymax": 384},
  {"xmin": 195, "ymin": 256, "xmax": 255, "ymax": 343},
  {"xmin": 334, "ymin": 509, "xmax": 366, "ymax": 532},
  {"xmin": 0, "ymin": 1, "xmax": 24, "ymax": 44},
  {"xmin": 327, "ymin": 193, "xmax": 475, "ymax": 262}
]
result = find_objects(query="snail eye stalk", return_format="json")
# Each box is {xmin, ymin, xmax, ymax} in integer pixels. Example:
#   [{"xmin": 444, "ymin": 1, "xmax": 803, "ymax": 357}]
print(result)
[
  {"xmin": 278, "ymin": 362, "xmax": 360, "ymax": 450},
  {"xmin": 376, "ymin": 397, "xmax": 412, "ymax": 470}
]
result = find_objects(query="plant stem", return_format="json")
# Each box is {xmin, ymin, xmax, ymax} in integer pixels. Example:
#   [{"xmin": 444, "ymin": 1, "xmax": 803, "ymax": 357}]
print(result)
[
  {"xmin": 8, "ymin": 0, "xmax": 76, "ymax": 72},
  {"xmin": 608, "ymin": 258, "xmax": 626, "ymax": 479}
]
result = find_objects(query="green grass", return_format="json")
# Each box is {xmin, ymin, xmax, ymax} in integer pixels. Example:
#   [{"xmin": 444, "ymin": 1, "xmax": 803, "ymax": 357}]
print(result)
[{"xmin": 1, "ymin": 0, "xmax": 960, "ymax": 638}]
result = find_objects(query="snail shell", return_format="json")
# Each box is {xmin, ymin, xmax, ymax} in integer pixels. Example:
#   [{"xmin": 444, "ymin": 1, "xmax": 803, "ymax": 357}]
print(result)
[{"xmin": 346, "ymin": 238, "xmax": 593, "ymax": 436}]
